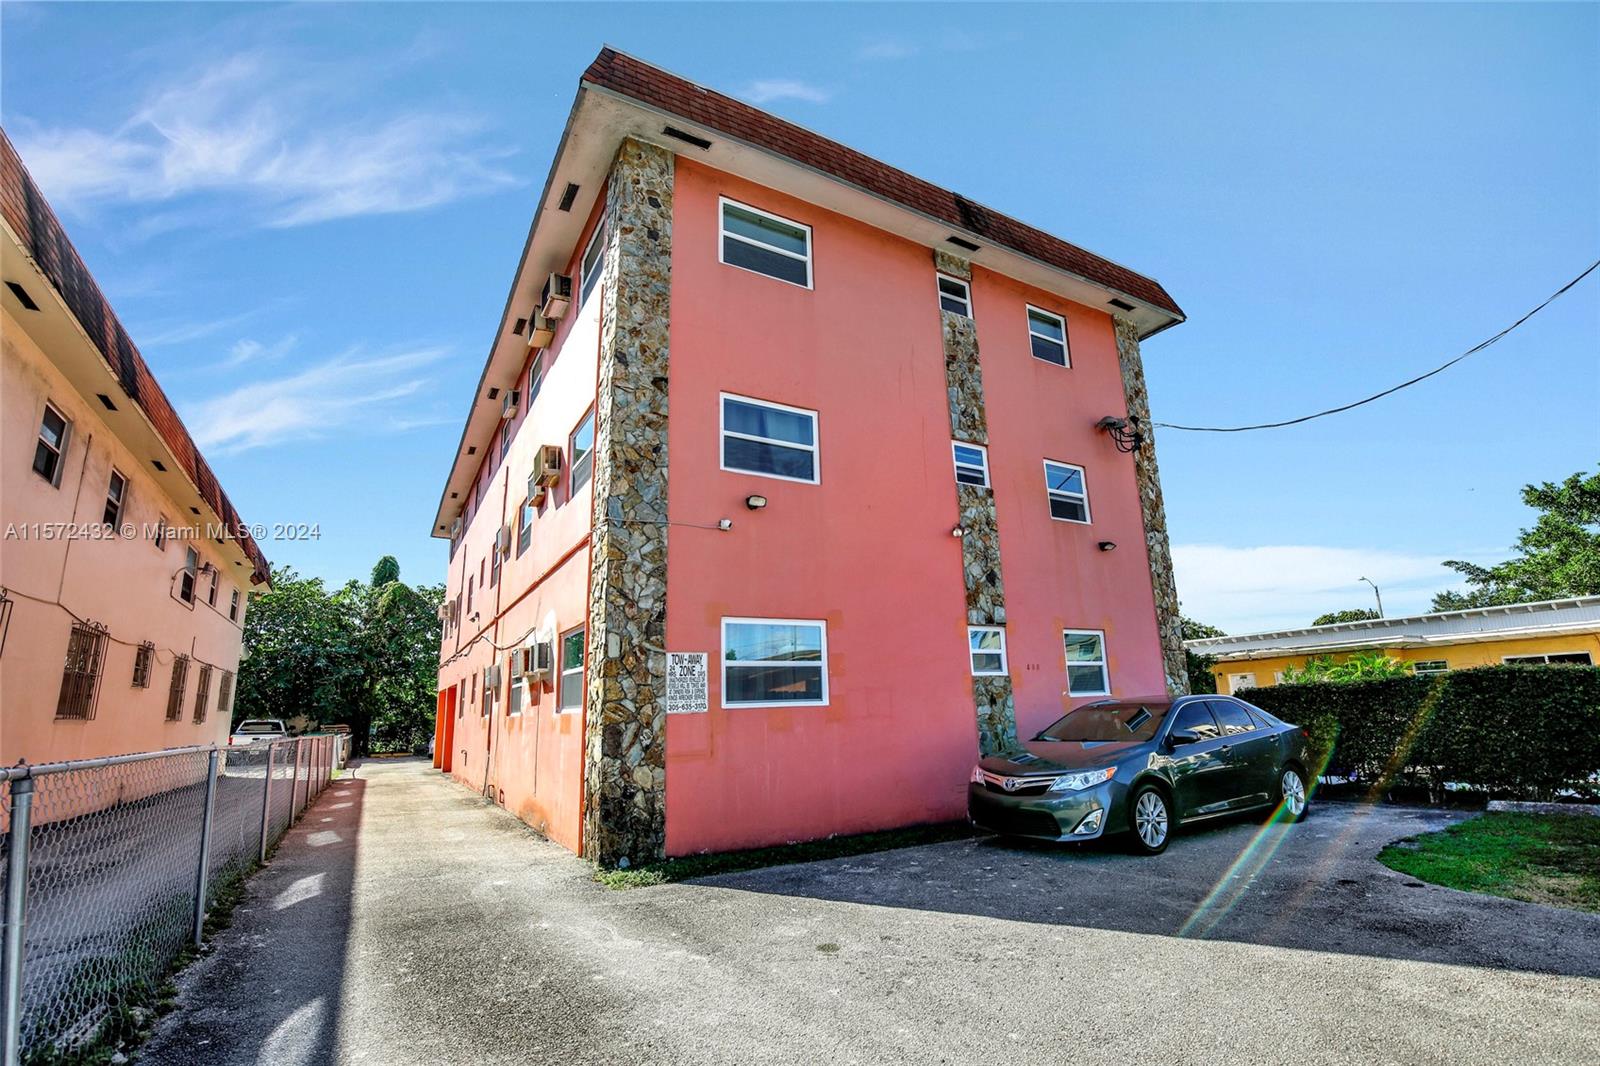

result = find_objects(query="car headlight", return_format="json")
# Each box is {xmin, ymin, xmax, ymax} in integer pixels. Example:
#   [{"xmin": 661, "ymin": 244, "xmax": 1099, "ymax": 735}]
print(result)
[
  {"xmin": 1048, "ymin": 767, "xmax": 1116, "ymax": 792},
  {"xmin": 970, "ymin": 765, "xmax": 985, "ymax": 784}
]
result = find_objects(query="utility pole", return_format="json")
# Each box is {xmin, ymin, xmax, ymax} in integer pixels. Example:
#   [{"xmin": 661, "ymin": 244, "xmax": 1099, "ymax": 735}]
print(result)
[{"xmin": 1359, "ymin": 576, "xmax": 1384, "ymax": 618}]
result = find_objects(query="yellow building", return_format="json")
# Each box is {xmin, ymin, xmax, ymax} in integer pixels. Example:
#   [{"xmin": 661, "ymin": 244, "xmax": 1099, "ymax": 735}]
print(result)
[{"xmin": 1187, "ymin": 596, "xmax": 1600, "ymax": 692}]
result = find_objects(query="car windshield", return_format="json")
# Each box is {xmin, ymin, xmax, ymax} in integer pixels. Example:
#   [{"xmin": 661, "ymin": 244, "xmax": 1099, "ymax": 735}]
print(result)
[
  {"xmin": 1035, "ymin": 703, "xmax": 1170, "ymax": 743},
  {"xmin": 236, "ymin": 721, "xmax": 283, "ymax": 733}
]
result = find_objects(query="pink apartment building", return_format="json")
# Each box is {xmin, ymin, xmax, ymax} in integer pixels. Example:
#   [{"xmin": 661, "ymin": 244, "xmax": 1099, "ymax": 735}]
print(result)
[
  {"xmin": 431, "ymin": 50, "xmax": 1188, "ymax": 867},
  {"xmin": 1, "ymin": 132, "xmax": 270, "ymax": 765}
]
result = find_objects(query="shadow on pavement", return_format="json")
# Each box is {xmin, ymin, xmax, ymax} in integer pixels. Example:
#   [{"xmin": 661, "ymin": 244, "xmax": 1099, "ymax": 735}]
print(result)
[
  {"xmin": 692, "ymin": 802, "xmax": 1600, "ymax": 979},
  {"xmin": 138, "ymin": 764, "xmax": 368, "ymax": 1066}
]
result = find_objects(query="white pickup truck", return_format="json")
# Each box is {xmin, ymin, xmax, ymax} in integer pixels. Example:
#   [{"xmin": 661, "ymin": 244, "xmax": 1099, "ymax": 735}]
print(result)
[{"xmin": 229, "ymin": 719, "xmax": 288, "ymax": 744}]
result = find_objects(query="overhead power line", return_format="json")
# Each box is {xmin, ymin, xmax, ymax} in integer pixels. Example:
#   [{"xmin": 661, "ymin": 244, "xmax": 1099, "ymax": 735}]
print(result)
[{"xmin": 1155, "ymin": 258, "xmax": 1600, "ymax": 433}]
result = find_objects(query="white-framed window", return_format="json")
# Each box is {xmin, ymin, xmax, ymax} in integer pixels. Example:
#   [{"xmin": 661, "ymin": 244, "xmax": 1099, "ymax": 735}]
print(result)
[
  {"xmin": 937, "ymin": 274, "xmax": 972, "ymax": 317},
  {"xmin": 207, "ymin": 568, "xmax": 220, "ymax": 607},
  {"xmin": 1027, "ymin": 305, "xmax": 1069, "ymax": 366},
  {"xmin": 719, "ymin": 197, "xmax": 812, "ymax": 288},
  {"xmin": 33, "ymin": 402, "xmax": 70, "ymax": 486},
  {"xmin": 1411, "ymin": 660, "xmax": 1450, "ymax": 676},
  {"xmin": 722, "ymin": 617, "xmax": 828, "ymax": 707},
  {"xmin": 1503, "ymin": 652, "xmax": 1593, "ymax": 666},
  {"xmin": 720, "ymin": 393, "xmax": 819, "ymax": 484},
  {"xmin": 102, "ymin": 469, "xmax": 127, "ymax": 527},
  {"xmin": 559, "ymin": 626, "xmax": 585, "ymax": 711},
  {"xmin": 968, "ymin": 626, "xmax": 1007, "ymax": 676},
  {"xmin": 155, "ymin": 515, "xmax": 169, "ymax": 551},
  {"xmin": 517, "ymin": 493, "xmax": 534, "ymax": 557},
  {"xmin": 569, "ymin": 409, "xmax": 595, "ymax": 495},
  {"xmin": 1064, "ymin": 629, "xmax": 1109, "ymax": 696},
  {"xmin": 229, "ymin": 588, "xmax": 241, "ymax": 622},
  {"xmin": 179, "ymin": 547, "xmax": 198, "ymax": 604},
  {"xmin": 527, "ymin": 352, "xmax": 546, "ymax": 406},
  {"xmin": 1044, "ymin": 460, "xmax": 1091, "ymax": 523},
  {"xmin": 508, "ymin": 654, "xmax": 525, "ymax": 717},
  {"xmin": 1226, "ymin": 672, "xmax": 1256, "ymax": 695},
  {"xmin": 579, "ymin": 215, "xmax": 607, "ymax": 307},
  {"xmin": 952, "ymin": 442, "xmax": 990, "ymax": 488}
]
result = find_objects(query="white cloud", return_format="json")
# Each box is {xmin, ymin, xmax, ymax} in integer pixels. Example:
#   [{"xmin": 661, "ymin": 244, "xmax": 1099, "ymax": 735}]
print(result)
[
  {"xmin": 11, "ymin": 52, "xmax": 516, "ymax": 228},
  {"xmin": 1172, "ymin": 544, "xmax": 1470, "ymax": 634},
  {"xmin": 137, "ymin": 308, "xmax": 264, "ymax": 347},
  {"xmin": 739, "ymin": 79, "xmax": 831, "ymax": 105},
  {"xmin": 857, "ymin": 40, "xmax": 919, "ymax": 61},
  {"xmin": 184, "ymin": 346, "xmax": 448, "ymax": 453},
  {"xmin": 224, "ymin": 334, "xmax": 298, "ymax": 368}
]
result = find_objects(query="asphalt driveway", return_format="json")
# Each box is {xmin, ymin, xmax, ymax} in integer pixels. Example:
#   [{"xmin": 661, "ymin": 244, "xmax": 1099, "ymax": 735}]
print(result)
[{"xmin": 141, "ymin": 759, "xmax": 1600, "ymax": 1066}]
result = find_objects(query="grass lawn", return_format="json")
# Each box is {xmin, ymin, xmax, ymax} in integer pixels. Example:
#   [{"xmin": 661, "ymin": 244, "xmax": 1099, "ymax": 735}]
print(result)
[
  {"xmin": 1379, "ymin": 812, "xmax": 1600, "ymax": 912},
  {"xmin": 595, "ymin": 821, "xmax": 978, "ymax": 889}
]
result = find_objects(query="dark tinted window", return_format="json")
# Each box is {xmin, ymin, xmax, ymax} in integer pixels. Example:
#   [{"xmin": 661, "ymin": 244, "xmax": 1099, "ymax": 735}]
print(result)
[
  {"xmin": 1169, "ymin": 701, "xmax": 1220, "ymax": 741},
  {"xmin": 1209, "ymin": 699, "xmax": 1256, "ymax": 736},
  {"xmin": 1036, "ymin": 702, "xmax": 1170, "ymax": 743}
]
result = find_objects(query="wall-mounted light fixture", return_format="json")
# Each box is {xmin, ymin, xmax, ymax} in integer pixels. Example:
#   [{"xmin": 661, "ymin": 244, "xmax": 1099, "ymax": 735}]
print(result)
[
  {"xmin": 1095, "ymin": 415, "xmax": 1146, "ymax": 454},
  {"xmin": 1098, "ymin": 541, "xmax": 1117, "ymax": 553},
  {"xmin": 745, "ymin": 495, "xmax": 767, "ymax": 510},
  {"xmin": 951, "ymin": 526, "xmax": 965, "ymax": 538},
  {"xmin": 717, "ymin": 518, "xmax": 733, "ymax": 531}
]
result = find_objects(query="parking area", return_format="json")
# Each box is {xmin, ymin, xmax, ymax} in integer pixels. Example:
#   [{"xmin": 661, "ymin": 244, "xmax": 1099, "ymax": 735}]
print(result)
[
  {"xmin": 143, "ymin": 760, "xmax": 1600, "ymax": 1066},
  {"xmin": 711, "ymin": 801, "xmax": 1600, "ymax": 977}
]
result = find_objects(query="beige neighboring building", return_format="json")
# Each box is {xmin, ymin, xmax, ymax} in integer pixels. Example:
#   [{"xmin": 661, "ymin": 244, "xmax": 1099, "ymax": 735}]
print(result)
[
  {"xmin": 1187, "ymin": 595, "xmax": 1600, "ymax": 693},
  {"xmin": 1, "ymin": 130, "xmax": 271, "ymax": 765}
]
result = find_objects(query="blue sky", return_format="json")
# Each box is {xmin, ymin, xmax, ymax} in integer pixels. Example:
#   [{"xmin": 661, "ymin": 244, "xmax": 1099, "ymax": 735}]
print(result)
[{"xmin": 4, "ymin": 2, "xmax": 1596, "ymax": 632}]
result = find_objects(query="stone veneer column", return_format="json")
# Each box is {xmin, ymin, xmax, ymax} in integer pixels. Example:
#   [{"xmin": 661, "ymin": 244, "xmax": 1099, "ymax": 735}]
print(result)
[
  {"xmin": 936, "ymin": 250, "xmax": 1019, "ymax": 756},
  {"xmin": 1113, "ymin": 317, "xmax": 1189, "ymax": 696},
  {"xmin": 583, "ymin": 138, "xmax": 674, "ymax": 867}
]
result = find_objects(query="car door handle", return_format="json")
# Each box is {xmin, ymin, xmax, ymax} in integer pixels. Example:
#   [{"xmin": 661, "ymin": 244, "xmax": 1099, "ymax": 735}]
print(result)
[{"xmin": 1219, "ymin": 744, "xmax": 1232, "ymax": 754}]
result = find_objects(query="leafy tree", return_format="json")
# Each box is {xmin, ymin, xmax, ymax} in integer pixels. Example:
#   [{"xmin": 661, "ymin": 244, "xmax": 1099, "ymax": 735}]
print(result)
[
  {"xmin": 234, "ymin": 566, "xmax": 364, "ymax": 730},
  {"xmin": 1433, "ymin": 464, "xmax": 1600, "ymax": 611},
  {"xmin": 1181, "ymin": 615, "xmax": 1224, "ymax": 694},
  {"xmin": 1280, "ymin": 650, "xmax": 1411, "ymax": 685},
  {"xmin": 236, "ymin": 558, "xmax": 442, "ymax": 754},
  {"xmin": 1312, "ymin": 608, "xmax": 1380, "ymax": 626}
]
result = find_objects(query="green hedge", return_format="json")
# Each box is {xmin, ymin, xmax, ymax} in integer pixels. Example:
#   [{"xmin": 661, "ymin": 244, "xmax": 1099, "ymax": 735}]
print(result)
[{"xmin": 1241, "ymin": 664, "xmax": 1600, "ymax": 798}]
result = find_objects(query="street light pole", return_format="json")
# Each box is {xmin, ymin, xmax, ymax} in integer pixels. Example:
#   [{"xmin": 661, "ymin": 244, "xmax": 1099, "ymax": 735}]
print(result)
[{"xmin": 1359, "ymin": 577, "xmax": 1384, "ymax": 618}]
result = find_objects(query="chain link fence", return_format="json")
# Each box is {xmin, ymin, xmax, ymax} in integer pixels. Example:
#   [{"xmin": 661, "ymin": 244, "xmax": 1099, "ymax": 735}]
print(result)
[{"xmin": 0, "ymin": 734, "xmax": 349, "ymax": 1065}]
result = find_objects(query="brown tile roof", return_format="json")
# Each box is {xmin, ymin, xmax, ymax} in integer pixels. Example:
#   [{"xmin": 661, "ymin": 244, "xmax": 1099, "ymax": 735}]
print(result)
[
  {"xmin": 0, "ymin": 129, "xmax": 271, "ymax": 586},
  {"xmin": 582, "ymin": 48, "xmax": 1183, "ymax": 319}
]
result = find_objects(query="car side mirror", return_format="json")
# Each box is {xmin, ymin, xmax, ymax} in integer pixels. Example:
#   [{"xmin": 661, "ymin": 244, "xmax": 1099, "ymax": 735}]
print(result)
[{"xmin": 1168, "ymin": 729, "xmax": 1200, "ymax": 747}]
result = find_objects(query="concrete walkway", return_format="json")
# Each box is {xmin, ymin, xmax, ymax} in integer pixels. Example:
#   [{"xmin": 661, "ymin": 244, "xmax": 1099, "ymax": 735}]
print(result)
[{"xmin": 140, "ymin": 759, "xmax": 1600, "ymax": 1066}]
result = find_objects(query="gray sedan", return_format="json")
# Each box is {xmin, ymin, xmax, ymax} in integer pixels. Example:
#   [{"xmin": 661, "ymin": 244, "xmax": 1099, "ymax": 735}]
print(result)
[{"xmin": 967, "ymin": 695, "xmax": 1311, "ymax": 854}]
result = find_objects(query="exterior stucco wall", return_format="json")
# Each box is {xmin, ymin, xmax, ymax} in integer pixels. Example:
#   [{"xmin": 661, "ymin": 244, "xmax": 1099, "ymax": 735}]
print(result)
[
  {"xmin": 662, "ymin": 159, "xmax": 981, "ymax": 857},
  {"xmin": 436, "ymin": 195, "xmax": 605, "ymax": 854},
  {"xmin": 1213, "ymin": 633, "xmax": 1600, "ymax": 691},
  {"xmin": 1, "ymin": 306, "xmax": 245, "ymax": 763},
  {"xmin": 967, "ymin": 268, "xmax": 1170, "ymax": 740}
]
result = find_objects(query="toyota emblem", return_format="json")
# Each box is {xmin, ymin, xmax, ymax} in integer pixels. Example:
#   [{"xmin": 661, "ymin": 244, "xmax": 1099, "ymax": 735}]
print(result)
[{"xmin": 1002, "ymin": 777, "xmax": 1021, "ymax": 792}]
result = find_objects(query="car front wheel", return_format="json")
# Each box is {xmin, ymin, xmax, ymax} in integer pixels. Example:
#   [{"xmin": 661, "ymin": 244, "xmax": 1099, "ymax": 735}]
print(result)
[
  {"xmin": 1277, "ymin": 767, "xmax": 1309, "ymax": 823},
  {"xmin": 1128, "ymin": 785, "xmax": 1171, "ymax": 855}
]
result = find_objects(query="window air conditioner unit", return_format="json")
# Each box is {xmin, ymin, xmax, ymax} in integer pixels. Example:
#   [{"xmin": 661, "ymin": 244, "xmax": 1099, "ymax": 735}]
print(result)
[
  {"xmin": 437, "ymin": 603, "xmax": 448, "ymax": 622},
  {"xmin": 526, "ymin": 314, "xmax": 556, "ymax": 349},
  {"xmin": 530, "ymin": 638, "xmax": 554, "ymax": 680},
  {"xmin": 510, "ymin": 649, "xmax": 525, "ymax": 680},
  {"xmin": 485, "ymin": 664, "xmax": 502, "ymax": 689},
  {"xmin": 527, "ymin": 472, "xmax": 548, "ymax": 508},
  {"xmin": 531, "ymin": 444, "xmax": 563, "ymax": 489},
  {"xmin": 449, "ymin": 517, "xmax": 463, "ymax": 538},
  {"xmin": 496, "ymin": 524, "xmax": 513, "ymax": 556},
  {"xmin": 501, "ymin": 389, "xmax": 520, "ymax": 420},
  {"xmin": 540, "ymin": 273, "xmax": 573, "ymax": 320}
]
